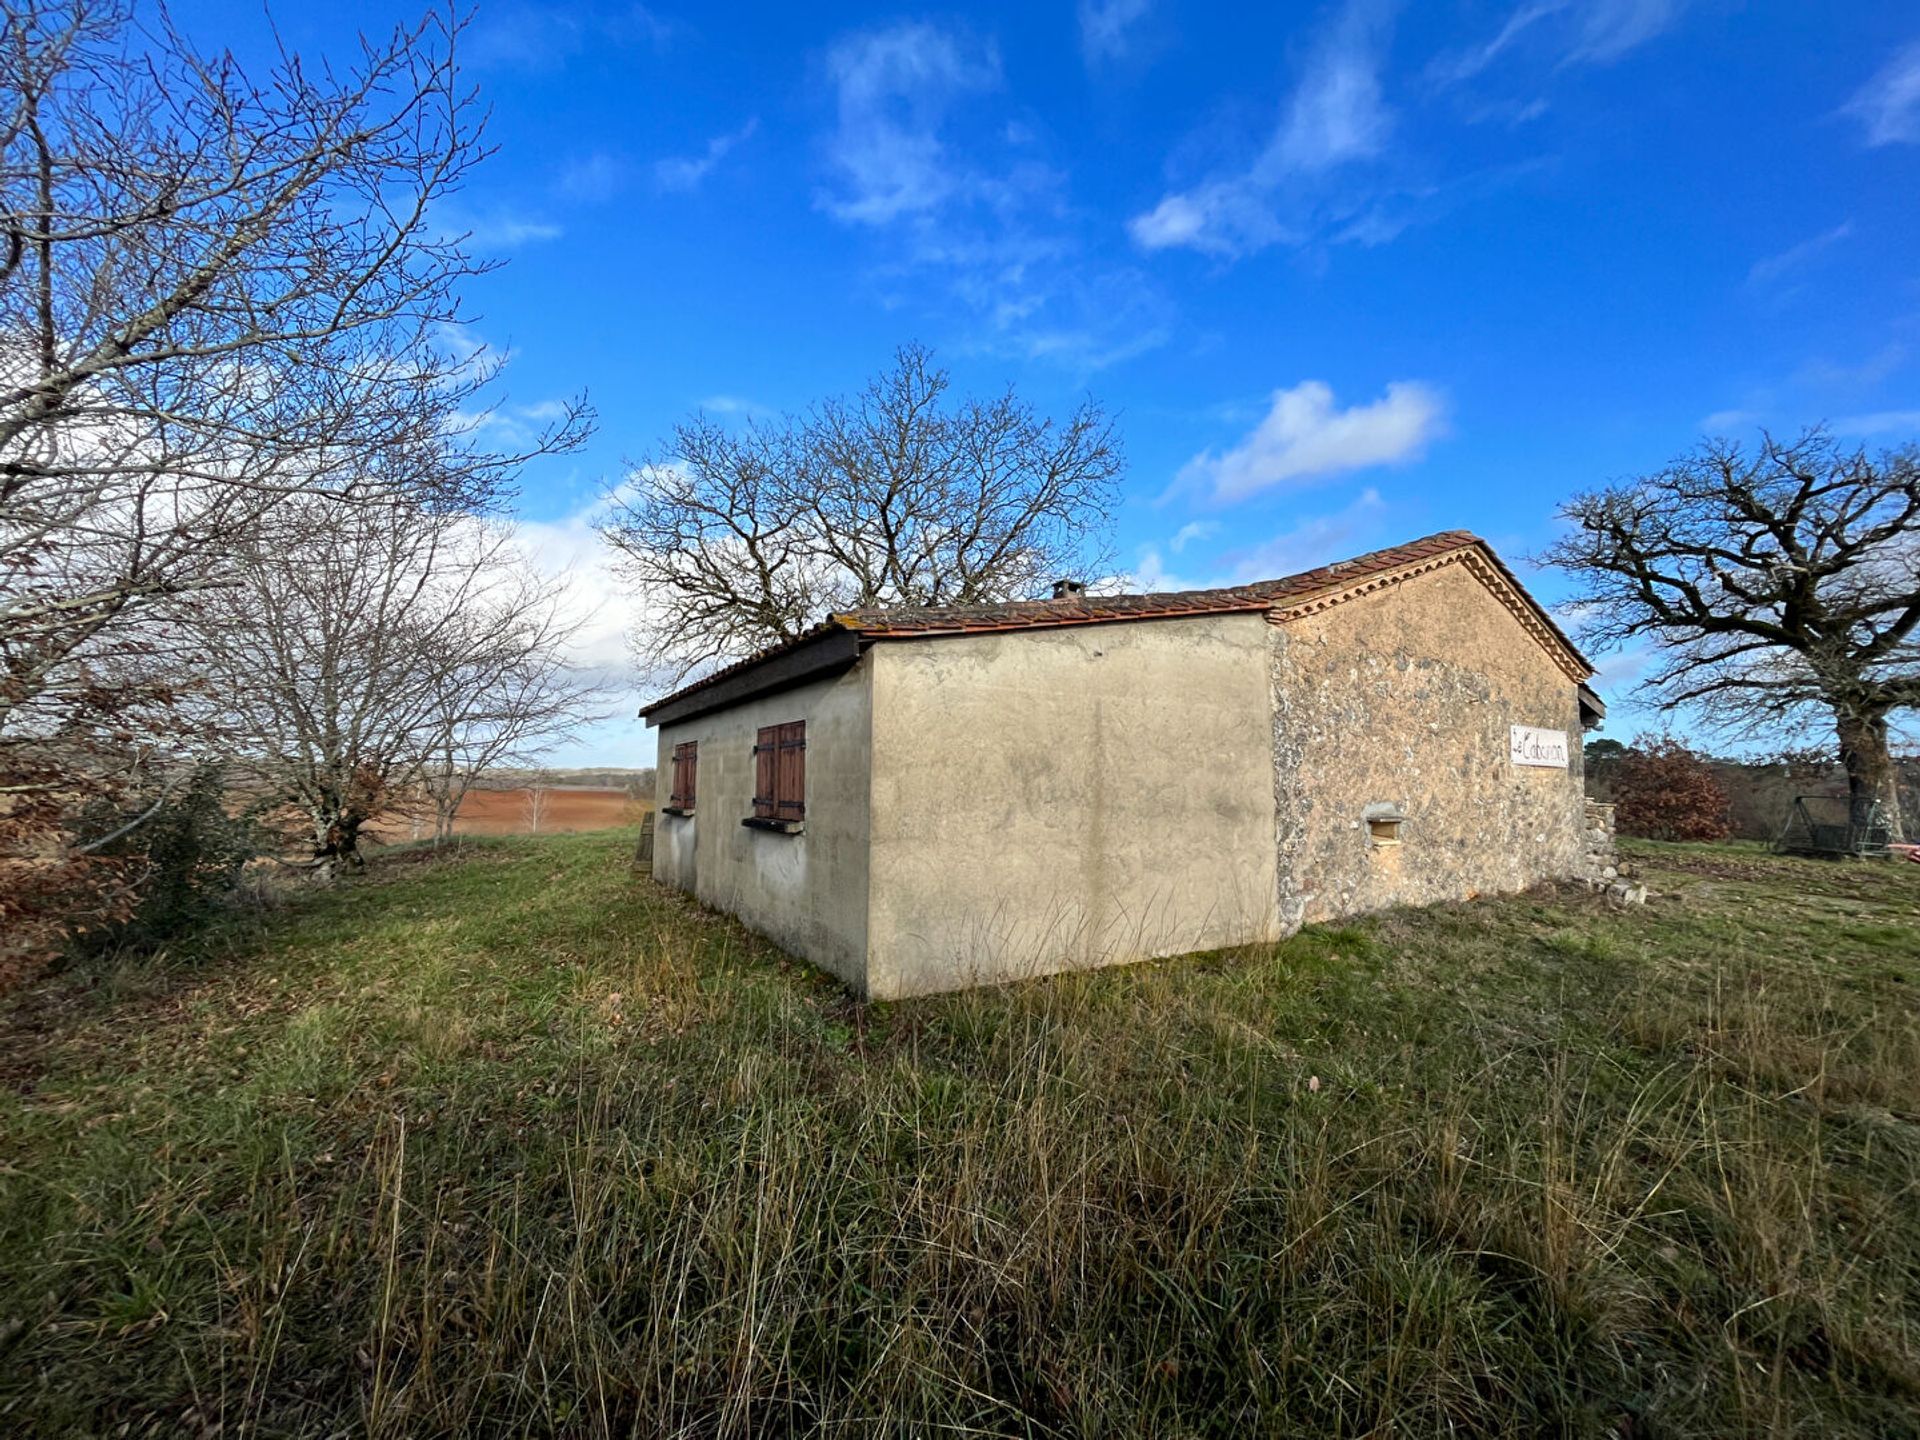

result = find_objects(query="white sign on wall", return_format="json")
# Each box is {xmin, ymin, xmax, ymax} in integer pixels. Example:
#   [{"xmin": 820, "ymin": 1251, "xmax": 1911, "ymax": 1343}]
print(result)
[{"xmin": 1510, "ymin": 724, "xmax": 1570, "ymax": 768}]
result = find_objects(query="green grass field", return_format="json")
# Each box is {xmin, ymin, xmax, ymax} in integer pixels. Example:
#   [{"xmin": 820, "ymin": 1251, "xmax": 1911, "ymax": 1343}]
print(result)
[{"xmin": 3, "ymin": 833, "xmax": 1918, "ymax": 1436}]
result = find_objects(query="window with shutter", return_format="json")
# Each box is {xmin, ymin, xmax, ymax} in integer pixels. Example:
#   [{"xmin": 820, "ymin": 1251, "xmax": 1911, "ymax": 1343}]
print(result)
[
  {"xmin": 666, "ymin": 741, "xmax": 697, "ymax": 815},
  {"xmin": 747, "ymin": 721, "xmax": 806, "ymax": 831}
]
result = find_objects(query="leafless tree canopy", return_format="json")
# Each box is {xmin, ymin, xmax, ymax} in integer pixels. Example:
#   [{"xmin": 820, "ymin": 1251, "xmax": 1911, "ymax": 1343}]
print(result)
[
  {"xmin": 598, "ymin": 343, "xmax": 1122, "ymax": 680},
  {"xmin": 194, "ymin": 492, "xmax": 603, "ymax": 870},
  {"xmin": 1545, "ymin": 428, "xmax": 1920, "ymax": 828},
  {"xmin": 0, "ymin": 0, "xmax": 587, "ymax": 750}
]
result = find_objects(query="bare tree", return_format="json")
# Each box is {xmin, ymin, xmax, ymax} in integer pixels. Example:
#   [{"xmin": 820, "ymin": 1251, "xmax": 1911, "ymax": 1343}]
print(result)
[
  {"xmin": 599, "ymin": 343, "xmax": 1122, "ymax": 680},
  {"xmin": 0, "ymin": 0, "xmax": 586, "ymax": 750},
  {"xmin": 1545, "ymin": 429, "xmax": 1920, "ymax": 834},
  {"xmin": 197, "ymin": 493, "xmax": 600, "ymax": 873},
  {"xmin": 522, "ymin": 783, "xmax": 549, "ymax": 835},
  {"xmin": 0, "ymin": 1, "xmax": 589, "ymax": 968},
  {"xmin": 418, "ymin": 593, "xmax": 606, "ymax": 845}
]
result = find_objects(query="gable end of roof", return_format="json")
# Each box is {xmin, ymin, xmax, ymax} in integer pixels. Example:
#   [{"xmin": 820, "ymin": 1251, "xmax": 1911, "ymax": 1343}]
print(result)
[{"xmin": 1264, "ymin": 540, "xmax": 1593, "ymax": 682}]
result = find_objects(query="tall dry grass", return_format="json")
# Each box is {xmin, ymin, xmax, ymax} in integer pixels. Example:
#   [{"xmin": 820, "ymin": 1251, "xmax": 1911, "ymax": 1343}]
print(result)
[{"xmin": 0, "ymin": 834, "xmax": 1916, "ymax": 1436}]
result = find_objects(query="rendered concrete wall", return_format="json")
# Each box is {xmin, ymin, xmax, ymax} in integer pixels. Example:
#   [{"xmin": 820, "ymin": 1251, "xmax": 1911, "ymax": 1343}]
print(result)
[
  {"xmin": 864, "ymin": 613, "xmax": 1281, "ymax": 999},
  {"xmin": 651, "ymin": 664, "xmax": 873, "ymax": 990},
  {"xmin": 1270, "ymin": 561, "xmax": 1586, "ymax": 929}
]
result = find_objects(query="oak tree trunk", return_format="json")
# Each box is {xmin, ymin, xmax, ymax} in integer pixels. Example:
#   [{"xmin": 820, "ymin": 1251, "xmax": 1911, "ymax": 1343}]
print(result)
[{"xmin": 1837, "ymin": 710, "xmax": 1904, "ymax": 844}]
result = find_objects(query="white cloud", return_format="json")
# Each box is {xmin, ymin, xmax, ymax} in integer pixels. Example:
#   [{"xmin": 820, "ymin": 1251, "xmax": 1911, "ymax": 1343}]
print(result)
[
  {"xmin": 654, "ymin": 118, "xmax": 760, "ymax": 194},
  {"xmin": 438, "ymin": 205, "xmax": 562, "ymax": 250},
  {"xmin": 1128, "ymin": 0, "xmax": 1393, "ymax": 258},
  {"xmin": 1794, "ymin": 343, "xmax": 1908, "ymax": 392},
  {"xmin": 1270, "ymin": 21, "xmax": 1393, "ymax": 173},
  {"xmin": 1079, "ymin": 0, "xmax": 1152, "ymax": 67},
  {"xmin": 1747, "ymin": 221, "xmax": 1853, "ymax": 288},
  {"xmin": 815, "ymin": 20, "xmax": 1169, "ymax": 371},
  {"xmin": 820, "ymin": 22, "xmax": 1001, "ymax": 225},
  {"xmin": 467, "ymin": 3, "xmax": 675, "ymax": 72},
  {"xmin": 1431, "ymin": 0, "xmax": 1686, "ymax": 84},
  {"xmin": 699, "ymin": 394, "xmax": 774, "ymax": 417},
  {"xmin": 1567, "ymin": 0, "xmax": 1687, "ymax": 65},
  {"xmin": 1168, "ymin": 520, "xmax": 1218, "ymax": 553},
  {"xmin": 1429, "ymin": 1, "xmax": 1566, "ymax": 85},
  {"xmin": 1700, "ymin": 408, "xmax": 1760, "ymax": 434},
  {"xmin": 1217, "ymin": 488, "xmax": 1390, "ymax": 579},
  {"xmin": 1834, "ymin": 409, "xmax": 1920, "ymax": 437},
  {"xmin": 1131, "ymin": 489, "xmax": 1390, "ymax": 592},
  {"xmin": 511, "ymin": 501, "xmax": 632, "ymax": 682},
  {"xmin": 1174, "ymin": 380, "xmax": 1446, "ymax": 502},
  {"xmin": 1843, "ymin": 40, "xmax": 1920, "ymax": 147},
  {"xmin": 555, "ymin": 152, "xmax": 627, "ymax": 203}
]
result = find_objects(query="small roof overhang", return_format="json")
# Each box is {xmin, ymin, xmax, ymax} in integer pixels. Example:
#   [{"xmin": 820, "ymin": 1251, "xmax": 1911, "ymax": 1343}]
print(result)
[
  {"xmin": 642, "ymin": 627, "xmax": 863, "ymax": 729},
  {"xmin": 1577, "ymin": 683, "xmax": 1607, "ymax": 730}
]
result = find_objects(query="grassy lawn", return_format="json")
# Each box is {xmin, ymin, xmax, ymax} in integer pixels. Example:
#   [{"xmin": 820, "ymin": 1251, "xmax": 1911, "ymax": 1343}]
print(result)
[{"xmin": 2, "ymin": 834, "xmax": 1918, "ymax": 1436}]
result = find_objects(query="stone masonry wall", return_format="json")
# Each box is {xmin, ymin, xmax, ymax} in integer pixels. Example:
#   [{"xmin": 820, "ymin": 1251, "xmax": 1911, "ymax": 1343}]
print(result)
[{"xmin": 1271, "ymin": 560, "xmax": 1589, "ymax": 930}]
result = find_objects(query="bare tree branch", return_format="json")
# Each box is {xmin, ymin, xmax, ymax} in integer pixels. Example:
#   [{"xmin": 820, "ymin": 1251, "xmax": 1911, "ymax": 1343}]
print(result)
[
  {"xmin": 598, "ymin": 343, "xmax": 1122, "ymax": 682},
  {"xmin": 1544, "ymin": 427, "xmax": 1920, "ymax": 833}
]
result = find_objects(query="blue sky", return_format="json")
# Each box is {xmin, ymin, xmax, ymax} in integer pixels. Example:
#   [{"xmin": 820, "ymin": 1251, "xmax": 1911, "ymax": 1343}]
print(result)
[{"xmin": 187, "ymin": 1, "xmax": 1920, "ymax": 764}]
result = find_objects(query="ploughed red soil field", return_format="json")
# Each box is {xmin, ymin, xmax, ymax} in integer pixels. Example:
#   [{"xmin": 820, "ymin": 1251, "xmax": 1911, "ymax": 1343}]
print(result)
[{"xmin": 374, "ymin": 787, "xmax": 646, "ymax": 841}]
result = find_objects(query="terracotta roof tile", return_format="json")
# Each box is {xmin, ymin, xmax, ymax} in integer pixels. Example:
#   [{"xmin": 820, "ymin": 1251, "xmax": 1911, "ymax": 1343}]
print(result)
[{"xmin": 641, "ymin": 530, "xmax": 1590, "ymax": 718}]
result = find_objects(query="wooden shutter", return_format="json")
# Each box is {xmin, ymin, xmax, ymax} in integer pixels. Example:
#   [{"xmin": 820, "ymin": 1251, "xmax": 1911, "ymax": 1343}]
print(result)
[
  {"xmin": 776, "ymin": 721, "xmax": 806, "ymax": 820},
  {"xmin": 752, "ymin": 722, "xmax": 806, "ymax": 822},
  {"xmin": 669, "ymin": 742, "xmax": 696, "ymax": 809},
  {"xmin": 753, "ymin": 727, "xmax": 776, "ymax": 819}
]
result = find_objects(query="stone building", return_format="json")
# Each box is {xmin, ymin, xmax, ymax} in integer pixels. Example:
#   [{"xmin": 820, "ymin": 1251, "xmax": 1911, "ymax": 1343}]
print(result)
[{"xmin": 643, "ymin": 530, "xmax": 1605, "ymax": 999}]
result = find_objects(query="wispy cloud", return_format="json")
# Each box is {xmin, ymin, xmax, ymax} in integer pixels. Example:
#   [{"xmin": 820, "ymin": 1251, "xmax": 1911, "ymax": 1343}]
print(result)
[
  {"xmin": 1834, "ymin": 409, "xmax": 1920, "ymax": 437},
  {"xmin": 555, "ymin": 152, "xmax": 627, "ymax": 204},
  {"xmin": 655, "ymin": 118, "xmax": 760, "ymax": 193},
  {"xmin": 1079, "ymin": 0, "xmax": 1152, "ymax": 68},
  {"xmin": 1566, "ymin": 0, "xmax": 1689, "ymax": 65},
  {"xmin": 1793, "ymin": 343, "xmax": 1908, "ymax": 392},
  {"xmin": 1429, "ymin": 1, "xmax": 1565, "ymax": 85},
  {"xmin": 1431, "ymin": 0, "xmax": 1688, "ymax": 85},
  {"xmin": 467, "ymin": 2, "xmax": 676, "ymax": 72},
  {"xmin": 819, "ymin": 22, "xmax": 1001, "ymax": 225},
  {"xmin": 1843, "ymin": 39, "xmax": 1920, "ymax": 147},
  {"xmin": 699, "ymin": 394, "xmax": 776, "ymax": 418},
  {"xmin": 1700, "ymin": 408, "xmax": 1760, "ymax": 434},
  {"xmin": 1747, "ymin": 221, "xmax": 1853, "ymax": 289},
  {"xmin": 1173, "ymin": 380, "xmax": 1447, "ymax": 503},
  {"xmin": 437, "ymin": 204, "xmax": 562, "ymax": 251},
  {"xmin": 1168, "ymin": 520, "xmax": 1219, "ymax": 553},
  {"xmin": 1133, "ymin": 489, "xmax": 1391, "ymax": 592},
  {"xmin": 816, "ymin": 19, "xmax": 1170, "ymax": 370},
  {"xmin": 1216, "ymin": 487, "xmax": 1391, "ymax": 579},
  {"xmin": 1128, "ymin": 0, "xmax": 1395, "ymax": 258}
]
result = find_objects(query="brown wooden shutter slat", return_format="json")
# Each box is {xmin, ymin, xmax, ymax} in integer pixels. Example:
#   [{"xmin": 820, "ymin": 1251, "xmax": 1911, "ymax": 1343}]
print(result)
[
  {"xmin": 669, "ymin": 741, "xmax": 696, "ymax": 809},
  {"xmin": 779, "ymin": 721, "xmax": 806, "ymax": 819},
  {"xmin": 753, "ymin": 727, "xmax": 775, "ymax": 819}
]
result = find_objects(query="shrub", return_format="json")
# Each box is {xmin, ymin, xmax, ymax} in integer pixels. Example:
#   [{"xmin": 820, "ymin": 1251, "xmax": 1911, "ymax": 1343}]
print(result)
[
  {"xmin": 1613, "ymin": 737, "xmax": 1732, "ymax": 841},
  {"xmin": 75, "ymin": 765, "xmax": 258, "ymax": 956}
]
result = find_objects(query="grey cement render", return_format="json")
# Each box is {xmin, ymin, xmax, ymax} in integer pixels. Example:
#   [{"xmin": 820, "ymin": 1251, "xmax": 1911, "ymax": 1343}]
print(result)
[
  {"xmin": 1269, "ymin": 561, "xmax": 1587, "ymax": 929},
  {"xmin": 652, "ymin": 666, "xmax": 873, "ymax": 991},
  {"xmin": 864, "ymin": 612, "xmax": 1281, "ymax": 998}
]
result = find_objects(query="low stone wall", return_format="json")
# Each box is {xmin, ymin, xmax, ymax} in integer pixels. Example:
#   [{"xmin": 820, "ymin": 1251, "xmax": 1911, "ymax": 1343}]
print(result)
[
  {"xmin": 1579, "ymin": 799, "xmax": 1645, "ymax": 904},
  {"xmin": 1580, "ymin": 800, "xmax": 1617, "ymax": 883}
]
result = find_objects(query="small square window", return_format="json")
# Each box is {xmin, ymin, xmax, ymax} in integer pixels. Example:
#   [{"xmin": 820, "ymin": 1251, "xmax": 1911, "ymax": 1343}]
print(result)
[{"xmin": 1364, "ymin": 803, "xmax": 1407, "ymax": 847}]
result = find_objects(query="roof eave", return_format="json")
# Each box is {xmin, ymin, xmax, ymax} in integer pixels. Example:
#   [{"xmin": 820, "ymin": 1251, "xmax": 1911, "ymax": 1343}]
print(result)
[{"xmin": 641, "ymin": 626, "xmax": 863, "ymax": 728}]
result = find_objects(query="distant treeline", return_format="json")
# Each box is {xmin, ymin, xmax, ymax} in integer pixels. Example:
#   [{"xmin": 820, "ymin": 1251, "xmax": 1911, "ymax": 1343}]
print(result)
[
  {"xmin": 1587, "ymin": 741, "xmax": 1919, "ymax": 842},
  {"xmin": 473, "ymin": 768, "xmax": 657, "ymax": 793}
]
